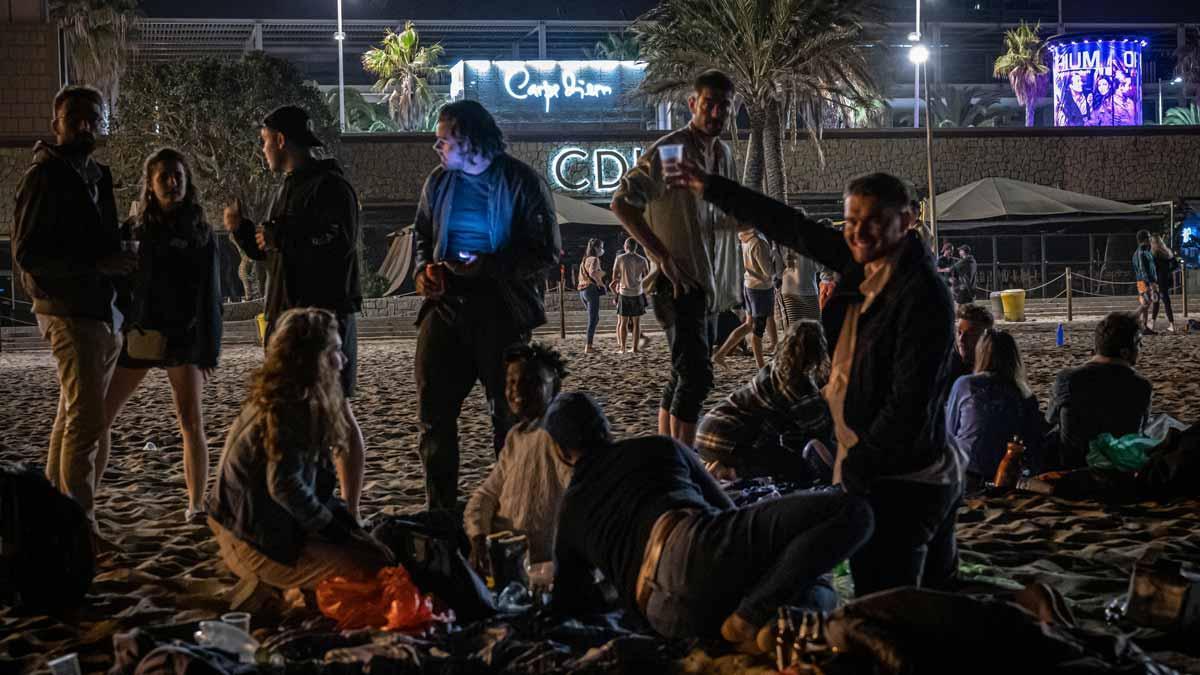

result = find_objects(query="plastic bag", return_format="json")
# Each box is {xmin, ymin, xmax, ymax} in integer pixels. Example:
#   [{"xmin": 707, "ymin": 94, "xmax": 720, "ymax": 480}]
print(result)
[
  {"xmin": 1087, "ymin": 433, "xmax": 1157, "ymax": 473},
  {"xmin": 316, "ymin": 566, "xmax": 437, "ymax": 631}
]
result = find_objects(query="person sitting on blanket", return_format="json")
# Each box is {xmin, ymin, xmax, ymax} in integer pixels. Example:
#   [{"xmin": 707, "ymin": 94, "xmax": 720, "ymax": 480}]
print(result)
[
  {"xmin": 465, "ymin": 342, "xmax": 573, "ymax": 573},
  {"xmin": 207, "ymin": 308, "xmax": 393, "ymax": 592},
  {"xmin": 694, "ymin": 320, "xmax": 835, "ymax": 483},
  {"xmin": 547, "ymin": 391, "xmax": 872, "ymax": 654}
]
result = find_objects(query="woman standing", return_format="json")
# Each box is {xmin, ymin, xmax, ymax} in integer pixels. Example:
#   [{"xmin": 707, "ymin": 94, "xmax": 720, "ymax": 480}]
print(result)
[
  {"xmin": 207, "ymin": 308, "xmax": 392, "ymax": 590},
  {"xmin": 1150, "ymin": 234, "xmax": 1178, "ymax": 333},
  {"xmin": 98, "ymin": 148, "xmax": 222, "ymax": 524},
  {"xmin": 577, "ymin": 238, "xmax": 606, "ymax": 354}
]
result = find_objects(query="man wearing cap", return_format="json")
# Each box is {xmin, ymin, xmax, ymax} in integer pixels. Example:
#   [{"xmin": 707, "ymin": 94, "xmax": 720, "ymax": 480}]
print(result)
[{"xmin": 223, "ymin": 105, "xmax": 367, "ymax": 520}]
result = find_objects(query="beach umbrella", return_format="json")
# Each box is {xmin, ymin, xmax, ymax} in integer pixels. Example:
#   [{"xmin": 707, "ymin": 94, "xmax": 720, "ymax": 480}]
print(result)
[
  {"xmin": 935, "ymin": 177, "xmax": 1153, "ymax": 231},
  {"xmin": 552, "ymin": 193, "xmax": 622, "ymax": 226}
]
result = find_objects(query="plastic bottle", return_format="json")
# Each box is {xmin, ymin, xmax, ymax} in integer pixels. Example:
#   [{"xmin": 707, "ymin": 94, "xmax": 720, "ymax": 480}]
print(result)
[
  {"xmin": 993, "ymin": 436, "xmax": 1026, "ymax": 489},
  {"xmin": 144, "ymin": 442, "xmax": 157, "ymax": 452},
  {"xmin": 1056, "ymin": 323, "xmax": 1065, "ymax": 347},
  {"xmin": 496, "ymin": 582, "xmax": 532, "ymax": 613},
  {"xmin": 194, "ymin": 620, "xmax": 259, "ymax": 664}
]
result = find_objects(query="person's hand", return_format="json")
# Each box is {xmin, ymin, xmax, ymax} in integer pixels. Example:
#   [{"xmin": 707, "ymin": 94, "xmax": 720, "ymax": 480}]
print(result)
[
  {"xmin": 469, "ymin": 535, "xmax": 490, "ymax": 576},
  {"xmin": 444, "ymin": 254, "xmax": 488, "ymax": 279},
  {"xmin": 666, "ymin": 158, "xmax": 707, "ymax": 195},
  {"xmin": 354, "ymin": 530, "xmax": 396, "ymax": 565},
  {"xmin": 657, "ymin": 252, "xmax": 700, "ymax": 299},
  {"xmin": 255, "ymin": 230, "xmax": 269, "ymax": 252},
  {"xmin": 96, "ymin": 252, "xmax": 137, "ymax": 277},
  {"xmin": 223, "ymin": 198, "xmax": 242, "ymax": 231},
  {"xmin": 415, "ymin": 263, "xmax": 446, "ymax": 299},
  {"xmin": 704, "ymin": 460, "xmax": 738, "ymax": 481}
]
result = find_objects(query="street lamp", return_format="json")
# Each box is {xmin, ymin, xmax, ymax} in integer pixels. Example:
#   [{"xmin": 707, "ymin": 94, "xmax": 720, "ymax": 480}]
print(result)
[
  {"xmin": 1158, "ymin": 76, "xmax": 1184, "ymax": 125},
  {"xmin": 335, "ymin": 0, "xmax": 347, "ymax": 133},
  {"xmin": 910, "ymin": 43, "xmax": 938, "ymax": 252}
]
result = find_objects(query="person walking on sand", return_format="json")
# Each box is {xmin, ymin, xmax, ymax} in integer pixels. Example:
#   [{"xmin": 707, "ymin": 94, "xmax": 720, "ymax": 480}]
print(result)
[
  {"xmin": 1150, "ymin": 234, "xmax": 1179, "ymax": 333},
  {"xmin": 1132, "ymin": 230, "xmax": 1158, "ymax": 334},
  {"xmin": 412, "ymin": 100, "xmax": 560, "ymax": 510},
  {"xmin": 13, "ymin": 86, "xmax": 137, "ymax": 546},
  {"xmin": 225, "ymin": 105, "xmax": 367, "ymax": 522},
  {"xmin": 577, "ymin": 238, "xmax": 607, "ymax": 354},
  {"xmin": 713, "ymin": 226, "xmax": 776, "ymax": 370},
  {"xmin": 611, "ymin": 69, "xmax": 743, "ymax": 446},
  {"xmin": 610, "ymin": 237, "xmax": 649, "ymax": 353},
  {"xmin": 99, "ymin": 148, "xmax": 222, "ymax": 524}
]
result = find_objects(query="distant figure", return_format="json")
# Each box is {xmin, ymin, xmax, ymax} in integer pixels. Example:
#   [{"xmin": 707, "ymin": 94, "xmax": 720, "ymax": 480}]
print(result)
[
  {"xmin": 610, "ymin": 238, "xmax": 649, "ymax": 353},
  {"xmin": 945, "ymin": 328, "xmax": 1044, "ymax": 492},
  {"xmin": 1111, "ymin": 71, "xmax": 1138, "ymax": 126},
  {"xmin": 1150, "ymin": 234, "xmax": 1178, "ymax": 333},
  {"xmin": 1061, "ymin": 72, "xmax": 1090, "ymax": 126},
  {"xmin": 1088, "ymin": 76, "xmax": 1114, "ymax": 126},
  {"xmin": 207, "ymin": 308, "xmax": 393, "ymax": 592},
  {"xmin": 713, "ymin": 226, "xmax": 776, "ymax": 370},
  {"xmin": 950, "ymin": 303, "xmax": 995, "ymax": 382},
  {"xmin": 577, "ymin": 238, "xmax": 607, "ymax": 354},
  {"xmin": 949, "ymin": 245, "xmax": 977, "ymax": 306},
  {"xmin": 546, "ymin": 392, "xmax": 872, "ymax": 653},
  {"xmin": 1045, "ymin": 312, "xmax": 1152, "ymax": 470},
  {"xmin": 1132, "ymin": 230, "xmax": 1158, "ymax": 333},
  {"xmin": 465, "ymin": 343, "xmax": 572, "ymax": 571}
]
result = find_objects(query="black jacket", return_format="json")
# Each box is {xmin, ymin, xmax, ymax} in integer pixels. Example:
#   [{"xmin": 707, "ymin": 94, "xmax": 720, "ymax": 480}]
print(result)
[
  {"xmin": 12, "ymin": 142, "xmax": 121, "ymax": 321},
  {"xmin": 122, "ymin": 204, "xmax": 223, "ymax": 368},
  {"xmin": 413, "ymin": 154, "xmax": 561, "ymax": 332},
  {"xmin": 702, "ymin": 175, "xmax": 956, "ymax": 483},
  {"xmin": 233, "ymin": 159, "xmax": 361, "ymax": 334}
]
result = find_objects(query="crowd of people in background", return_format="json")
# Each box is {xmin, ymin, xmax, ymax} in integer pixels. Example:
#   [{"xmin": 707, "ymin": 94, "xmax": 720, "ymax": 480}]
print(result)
[{"xmin": 10, "ymin": 76, "xmax": 1177, "ymax": 655}]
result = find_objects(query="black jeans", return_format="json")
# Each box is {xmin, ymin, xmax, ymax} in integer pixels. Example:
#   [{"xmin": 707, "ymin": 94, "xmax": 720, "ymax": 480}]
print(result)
[
  {"xmin": 579, "ymin": 285, "xmax": 602, "ymax": 345},
  {"xmin": 643, "ymin": 490, "xmax": 873, "ymax": 638},
  {"xmin": 415, "ymin": 295, "xmax": 529, "ymax": 511},
  {"xmin": 850, "ymin": 480, "xmax": 961, "ymax": 596},
  {"xmin": 652, "ymin": 279, "xmax": 713, "ymax": 423}
]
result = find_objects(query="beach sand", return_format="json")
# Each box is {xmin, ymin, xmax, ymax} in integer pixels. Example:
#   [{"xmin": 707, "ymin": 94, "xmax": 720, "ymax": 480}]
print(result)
[{"xmin": 1, "ymin": 321, "xmax": 1198, "ymax": 672}]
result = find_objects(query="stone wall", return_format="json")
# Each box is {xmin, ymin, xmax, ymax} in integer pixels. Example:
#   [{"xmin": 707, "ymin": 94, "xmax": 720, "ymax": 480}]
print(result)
[{"xmin": 0, "ymin": 23, "xmax": 58, "ymax": 136}]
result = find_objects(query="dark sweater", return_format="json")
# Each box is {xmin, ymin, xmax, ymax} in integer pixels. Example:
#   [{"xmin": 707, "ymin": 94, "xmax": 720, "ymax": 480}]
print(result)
[
  {"xmin": 552, "ymin": 436, "xmax": 733, "ymax": 616},
  {"xmin": 1046, "ymin": 361, "xmax": 1152, "ymax": 469}
]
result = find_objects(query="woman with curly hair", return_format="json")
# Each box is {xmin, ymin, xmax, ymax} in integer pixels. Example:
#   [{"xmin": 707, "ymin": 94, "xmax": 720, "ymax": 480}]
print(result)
[
  {"xmin": 206, "ymin": 308, "xmax": 392, "ymax": 591},
  {"xmin": 97, "ymin": 147, "xmax": 222, "ymax": 524}
]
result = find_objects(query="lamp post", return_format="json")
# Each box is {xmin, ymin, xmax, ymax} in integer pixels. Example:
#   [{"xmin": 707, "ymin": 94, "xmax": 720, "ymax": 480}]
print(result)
[
  {"xmin": 335, "ymin": 0, "xmax": 347, "ymax": 132},
  {"xmin": 1158, "ymin": 76, "xmax": 1183, "ymax": 124},
  {"xmin": 910, "ymin": 43, "xmax": 937, "ymax": 252}
]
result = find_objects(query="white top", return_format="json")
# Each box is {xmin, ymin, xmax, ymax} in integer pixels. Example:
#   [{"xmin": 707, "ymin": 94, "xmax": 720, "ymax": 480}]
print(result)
[
  {"xmin": 741, "ymin": 233, "xmax": 776, "ymax": 290},
  {"xmin": 612, "ymin": 252, "xmax": 649, "ymax": 297}
]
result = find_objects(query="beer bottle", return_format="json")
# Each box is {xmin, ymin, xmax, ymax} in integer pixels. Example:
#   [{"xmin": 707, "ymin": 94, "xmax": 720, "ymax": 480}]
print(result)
[{"xmin": 993, "ymin": 436, "xmax": 1026, "ymax": 489}]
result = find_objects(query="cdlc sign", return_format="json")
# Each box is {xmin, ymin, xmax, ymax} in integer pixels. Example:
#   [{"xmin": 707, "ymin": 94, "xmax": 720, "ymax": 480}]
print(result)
[{"xmin": 550, "ymin": 145, "xmax": 643, "ymax": 195}]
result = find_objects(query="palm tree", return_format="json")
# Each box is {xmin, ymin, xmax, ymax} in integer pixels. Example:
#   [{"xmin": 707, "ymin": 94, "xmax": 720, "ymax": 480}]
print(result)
[
  {"xmin": 928, "ymin": 85, "xmax": 1003, "ymax": 128},
  {"xmin": 50, "ymin": 0, "xmax": 139, "ymax": 111},
  {"xmin": 361, "ymin": 22, "xmax": 448, "ymax": 131},
  {"xmin": 326, "ymin": 89, "xmax": 399, "ymax": 133},
  {"xmin": 585, "ymin": 31, "xmax": 641, "ymax": 60},
  {"xmin": 993, "ymin": 21, "xmax": 1049, "ymax": 128},
  {"xmin": 1173, "ymin": 27, "xmax": 1200, "ymax": 106},
  {"xmin": 633, "ymin": 0, "xmax": 880, "ymax": 200},
  {"xmin": 1164, "ymin": 104, "xmax": 1200, "ymax": 126}
]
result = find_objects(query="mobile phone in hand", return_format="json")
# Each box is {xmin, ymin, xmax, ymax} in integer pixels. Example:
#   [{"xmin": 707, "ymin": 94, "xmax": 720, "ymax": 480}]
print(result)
[{"xmin": 456, "ymin": 251, "xmax": 478, "ymax": 264}]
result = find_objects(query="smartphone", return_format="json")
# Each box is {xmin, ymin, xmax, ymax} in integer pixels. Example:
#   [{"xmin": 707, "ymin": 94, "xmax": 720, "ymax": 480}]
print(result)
[{"xmin": 456, "ymin": 251, "xmax": 478, "ymax": 263}]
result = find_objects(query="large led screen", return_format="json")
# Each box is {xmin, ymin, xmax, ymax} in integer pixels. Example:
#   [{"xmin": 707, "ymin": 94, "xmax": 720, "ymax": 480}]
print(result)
[{"xmin": 1047, "ymin": 37, "xmax": 1144, "ymax": 127}]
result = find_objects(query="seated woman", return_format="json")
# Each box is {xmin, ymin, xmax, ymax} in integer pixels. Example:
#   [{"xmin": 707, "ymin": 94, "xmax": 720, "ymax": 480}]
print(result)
[
  {"xmin": 464, "ymin": 343, "xmax": 573, "ymax": 572},
  {"xmin": 945, "ymin": 328, "xmax": 1045, "ymax": 491},
  {"xmin": 694, "ymin": 320, "xmax": 833, "ymax": 483},
  {"xmin": 207, "ymin": 308, "xmax": 392, "ymax": 591}
]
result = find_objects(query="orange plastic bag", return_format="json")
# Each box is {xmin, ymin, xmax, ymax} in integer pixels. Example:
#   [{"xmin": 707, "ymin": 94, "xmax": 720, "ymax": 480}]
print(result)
[{"xmin": 316, "ymin": 566, "xmax": 437, "ymax": 631}]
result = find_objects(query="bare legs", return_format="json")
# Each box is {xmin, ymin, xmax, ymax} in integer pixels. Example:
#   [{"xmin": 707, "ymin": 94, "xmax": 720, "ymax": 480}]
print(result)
[
  {"xmin": 616, "ymin": 315, "xmax": 628, "ymax": 352},
  {"xmin": 631, "ymin": 316, "xmax": 642, "ymax": 352},
  {"xmin": 337, "ymin": 400, "xmax": 365, "ymax": 521},
  {"xmin": 713, "ymin": 313, "xmax": 754, "ymax": 369}
]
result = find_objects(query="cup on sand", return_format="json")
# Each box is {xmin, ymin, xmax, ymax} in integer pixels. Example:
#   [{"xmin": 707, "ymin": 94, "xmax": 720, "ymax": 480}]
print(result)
[
  {"xmin": 221, "ymin": 611, "xmax": 251, "ymax": 633},
  {"xmin": 47, "ymin": 654, "xmax": 81, "ymax": 675},
  {"xmin": 658, "ymin": 144, "xmax": 684, "ymax": 178}
]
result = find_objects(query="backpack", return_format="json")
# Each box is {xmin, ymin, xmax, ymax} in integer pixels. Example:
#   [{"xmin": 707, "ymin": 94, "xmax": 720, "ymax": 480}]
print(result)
[{"xmin": 0, "ymin": 462, "xmax": 95, "ymax": 611}]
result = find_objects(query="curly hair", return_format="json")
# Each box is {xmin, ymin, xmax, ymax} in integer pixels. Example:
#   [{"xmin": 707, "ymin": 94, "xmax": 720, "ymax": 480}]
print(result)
[
  {"xmin": 772, "ymin": 320, "xmax": 830, "ymax": 390},
  {"xmin": 504, "ymin": 341, "xmax": 569, "ymax": 391},
  {"xmin": 245, "ymin": 308, "xmax": 349, "ymax": 464},
  {"xmin": 439, "ymin": 100, "xmax": 506, "ymax": 160}
]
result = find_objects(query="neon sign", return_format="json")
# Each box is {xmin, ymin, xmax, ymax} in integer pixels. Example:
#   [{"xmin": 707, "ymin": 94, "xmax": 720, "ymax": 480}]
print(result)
[
  {"xmin": 1046, "ymin": 35, "xmax": 1144, "ymax": 127},
  {"xmin": 550, "ymin": 145, "xmax": 643, "ymax": 195},
  {"xmin": 450, "ymin": 60, "xmax": 646, "ymax": 124},
  {"xmin": 503, "ymin": 65, "xmax": 614, "ymax": 113}
]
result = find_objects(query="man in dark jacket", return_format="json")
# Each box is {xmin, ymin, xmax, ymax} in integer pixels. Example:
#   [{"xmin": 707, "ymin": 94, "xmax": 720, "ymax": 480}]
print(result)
[
  {"xmin": 413, "ymin": 100, "xmax": 560, "ymax": 510},
  {"xmin": 224, "ymin": 105, "xmax": 367, "ymax": 520},
  {"xmin": 670, "ymin": 165, "xmax": 962, "ymax": 596},
  {"xmin": 12, "ymin": 86, "xmax": 137, "ymax": 535}
]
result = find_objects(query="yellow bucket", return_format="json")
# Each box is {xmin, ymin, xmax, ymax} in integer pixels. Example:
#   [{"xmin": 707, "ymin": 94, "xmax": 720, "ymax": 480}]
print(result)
[
  {"xmin": 255, "ymin": 313, "xmax": 268, "ymax": 345},
  {"xmin": 1000, "ymin": 289, "xmax": 1026, "ymax": 322}
]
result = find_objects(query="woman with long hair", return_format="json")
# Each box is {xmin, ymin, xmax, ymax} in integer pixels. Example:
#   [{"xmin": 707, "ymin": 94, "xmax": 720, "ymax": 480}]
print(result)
[
  {"xmin": 98, "ymin": 147, "xmax": 222, "ymax": 523},
  {"xmin": 207, "ymin": 308, "xmax": 392, "ymax": 590},
  {"xmin": 945, "ymin": 328, "xmax": 1045, "ymax": 491},
  {"xmin": 1150, "ymin": 234, "xmax": 1178, "ymax": 332},
  {"xmin": 576, "ymin": 238, "xmax": 606, "ymax": 353}
]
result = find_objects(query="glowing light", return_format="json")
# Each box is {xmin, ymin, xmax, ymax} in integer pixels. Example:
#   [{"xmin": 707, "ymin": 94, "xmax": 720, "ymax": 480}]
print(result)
[{"xmin": 908, "ymin": 44, "xmax": 929, "ymax": 64}]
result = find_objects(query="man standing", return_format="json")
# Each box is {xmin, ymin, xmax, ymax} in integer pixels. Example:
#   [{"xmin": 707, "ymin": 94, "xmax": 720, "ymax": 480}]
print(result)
[
  {"xmin": 611, "ymin": 70, "xmax": 743, "ymax": 445},
  {"xmin": 610, "ymin": 238, "xmax": 649, "ymax": 353},
  {"xmin": 413, "ymin": 100, "xmax": 560, "ymax": 511},
  {"xmin": 13, "ymin": 86, "xmax": 136, "ymax": 539},
  {"xmin": 224, "ymin": 105, "xmax": 367, "ymax": 520},
  {"xmin": 1132, "ymin": 230, "xmax": 1158, "ymax": 332},
  {"xmin": 949, "ymin": 244, "xmax": 977, "ymax": 307},
  {"xmin": 671, "ymin": 166, "xmax": 961, "ymax": 595}
]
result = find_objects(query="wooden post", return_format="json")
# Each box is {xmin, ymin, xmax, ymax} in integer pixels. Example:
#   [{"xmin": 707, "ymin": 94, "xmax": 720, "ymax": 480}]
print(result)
[
  {"xmin": 1040, "ymin": 232, "xmax": 1048, "ymax": 299},
  {"xmin": 1066, "ymin": 267, "xmax": 1073, "ymax": 323},
  {"xmin": 1184, "ymin": 268, "xmax": 1190, "ymax": 318},
  {"xmin": 991, "ymin": 235, "xmax": 999, "ymax": 293},
  {"xmin": 559, "ymin": 265, "xmax": 566, "ymax": 339}
]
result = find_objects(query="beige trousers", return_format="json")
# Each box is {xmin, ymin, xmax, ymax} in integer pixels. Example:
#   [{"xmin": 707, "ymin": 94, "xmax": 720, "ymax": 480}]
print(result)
[{"xmin": 209, "ymin": 518, "xmax": 388, "ymax": 591}]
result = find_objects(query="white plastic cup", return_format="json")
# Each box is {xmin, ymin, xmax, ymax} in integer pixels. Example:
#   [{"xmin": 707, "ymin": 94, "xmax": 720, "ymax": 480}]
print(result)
[
  {"xmin": 47, "ymin": 654, "xmax": 81, "ymax": 675},
  {"xmin": 120, "ymin": 240, "xmax": 140, "ymax": 254},
  {"xmin": 658, "ymin": 144, "xmax": 684, "ymax": 177},
  {"xmin": 221, "ymin": 611, "xmax": 251, "ymax": 633}
]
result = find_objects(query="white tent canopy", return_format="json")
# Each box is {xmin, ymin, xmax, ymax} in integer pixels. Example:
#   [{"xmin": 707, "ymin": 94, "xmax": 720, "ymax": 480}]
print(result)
[
  {"xmin": 553, "ymin": 193, "xmax": 622, "ymax": 226},
  {"xmin": 936, "ymin": 177, "xmax": 1150, "ymax": 223}
]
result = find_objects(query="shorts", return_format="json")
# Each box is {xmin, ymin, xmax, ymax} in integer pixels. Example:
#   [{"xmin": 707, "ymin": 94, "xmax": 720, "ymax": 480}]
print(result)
[
  {"xmin": 743, "ymin": 286, "xmax": 775, "ymax": 319},
  {"xmin": 337, "ymin": 313, "xmax": 358, "ymax": 398},
  {"xmin": 1137, "ymin": 281, "xmax": 1158, "ymax": 305},
  {"xmin": 617, "ymin": 294, "xmax": 647, "ymax": 317}
]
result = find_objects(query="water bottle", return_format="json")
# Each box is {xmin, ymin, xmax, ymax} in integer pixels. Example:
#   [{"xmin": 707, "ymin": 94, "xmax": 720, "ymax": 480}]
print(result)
[
  {"xmin": 144, "ymin": 442, "xmax": 157, "ymax": 452},
  {"xmin": 496, "ymin": 582, "xmax": 532, "ymax": 613},
  {"xmin": 194, "ymin": 620, "xmax": 260, "ymax": 664},
  {"xmin": 1056, "ymin": 323, "xmax": 1065, "ymax": 347}
]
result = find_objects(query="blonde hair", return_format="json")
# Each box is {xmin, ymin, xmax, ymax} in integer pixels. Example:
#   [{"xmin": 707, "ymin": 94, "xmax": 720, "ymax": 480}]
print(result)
[
  {"xmin": 245, "ymin": 308, "xmax": 348, "ymax": 463},
  {"xmin": 772, "ymin": 320, "xmax": 830, "ymax": 390},
  {"xmin": 974, "ymin": 328, "xmax": 1031, "ymax": 398}
]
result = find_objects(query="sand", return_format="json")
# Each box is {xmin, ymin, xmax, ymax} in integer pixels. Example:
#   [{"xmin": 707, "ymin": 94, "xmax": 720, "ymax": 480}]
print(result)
[{"xmin": 1, "ymin": 321, "xmax": 1198, "ymax": 673}]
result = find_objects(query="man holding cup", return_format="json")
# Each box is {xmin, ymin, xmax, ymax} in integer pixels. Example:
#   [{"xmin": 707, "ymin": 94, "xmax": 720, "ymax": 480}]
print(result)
[
  {"xmin": 13, "ymin": 86, "xmax": 136, "ymax": 540},
  {"xmin": 611, "ymin": 70, "xmax": 743, "ymax": 445}
]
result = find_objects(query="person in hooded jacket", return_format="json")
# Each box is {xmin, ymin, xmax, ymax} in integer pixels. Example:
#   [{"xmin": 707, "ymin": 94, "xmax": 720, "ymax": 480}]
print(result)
[
  {"xmin": 224, "ymin": 105, "xmax": 367, "ymax": 522},
  {"xmin": 98, "ymin": 147, "xmax": 222, "ymax": 525}
]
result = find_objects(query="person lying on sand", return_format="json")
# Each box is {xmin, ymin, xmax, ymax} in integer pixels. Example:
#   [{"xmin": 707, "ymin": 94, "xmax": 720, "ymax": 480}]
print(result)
[
  {"xmin": 545, "ymin": 392, "xmax": 872, "ymax": 655},
  {"xmin": 694, "ymin": 320, "xmax": 834, "ymax": 483},
  {"xmin": 206, "ymin": 308, "xmax": 393, "ymax": 592},
  {"xmin": 464, "ymin": 343, "xmax": 573, "ymax": 573}
]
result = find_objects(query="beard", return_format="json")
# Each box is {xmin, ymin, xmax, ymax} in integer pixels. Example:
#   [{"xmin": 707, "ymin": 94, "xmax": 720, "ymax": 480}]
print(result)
[{"xmin": 64, "ymin": 133, "xmax": 96, "ymax": 155}]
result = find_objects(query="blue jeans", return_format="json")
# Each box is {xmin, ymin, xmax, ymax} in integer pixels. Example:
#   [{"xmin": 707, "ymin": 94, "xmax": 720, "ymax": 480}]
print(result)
[
  {"xmin": 579, "ymin": 285, "xmax": 601, "ymax": 345},
  {"xmin": 642, "ymin": 489, "xmax": 873, "ymax": 639}
]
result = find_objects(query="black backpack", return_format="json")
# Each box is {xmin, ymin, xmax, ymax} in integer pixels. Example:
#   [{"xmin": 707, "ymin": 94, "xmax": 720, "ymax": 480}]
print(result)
[{"xmin": 0, "ymin": 462, "xmax": 95, "ymax": 611}]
